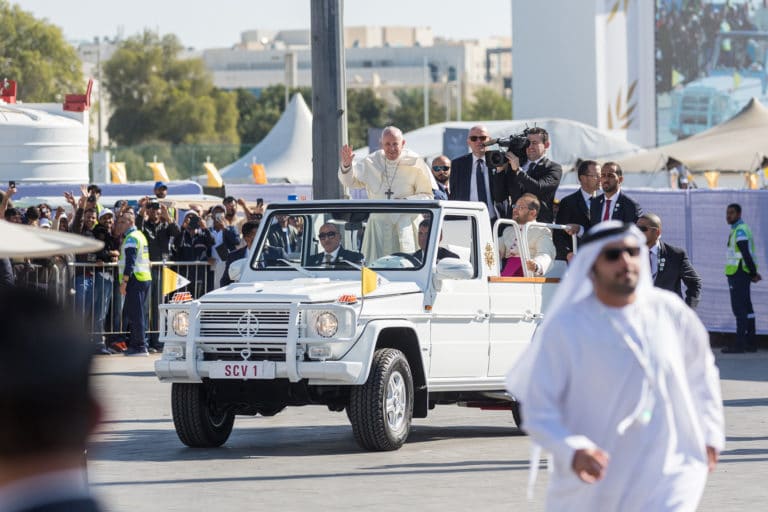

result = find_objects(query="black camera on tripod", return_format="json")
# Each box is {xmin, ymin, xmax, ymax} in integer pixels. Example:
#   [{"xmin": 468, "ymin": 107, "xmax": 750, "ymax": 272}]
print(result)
[{"xmin": 484, "ymin": 129, "xmax": 530, "ymax": 169}]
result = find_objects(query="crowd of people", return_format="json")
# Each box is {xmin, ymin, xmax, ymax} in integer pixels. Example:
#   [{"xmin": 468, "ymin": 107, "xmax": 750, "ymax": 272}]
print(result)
[{"xmin": 0, "ymin": 181, "xmax": 266, "ymax": 356}]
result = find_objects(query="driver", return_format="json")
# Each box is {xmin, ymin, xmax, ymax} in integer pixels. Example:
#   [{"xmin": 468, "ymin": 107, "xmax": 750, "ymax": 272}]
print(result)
[
  {"xmin": 309, "ymin": 223, "xmax": 363, "ymax": 266},
  {"xmin": 413, "ymin": 220, "xmax": 458, "ymax": 263}
]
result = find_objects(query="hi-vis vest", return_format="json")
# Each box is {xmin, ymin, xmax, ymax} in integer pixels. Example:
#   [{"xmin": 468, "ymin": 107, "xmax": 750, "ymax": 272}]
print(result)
[
  {"xmin": 725, "ymin": 220, "xmax": 757, "ymax": 276},
  {"xmin": 119, "ymin": 228, "xmax": 152, "ymax": 282}
]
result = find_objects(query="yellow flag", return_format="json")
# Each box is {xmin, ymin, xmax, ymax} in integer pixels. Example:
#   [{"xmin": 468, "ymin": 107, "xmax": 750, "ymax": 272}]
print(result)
[
  {"xmin": 733, "ymin": 71, "xmax": 742, "ymax": 90},
  {"xmin": 162, "ymin": 266, "xmax": 191, "ymax": 296},
  {"xmin": 148, "ymin": 162, "xmax": 170, "ymax": 182},
  {"xmin": 203, "ymin": 162, "xmax": 224, "ymax": 187},
  {"xmin": 746, "ymin": 172, "xmax": 759, "ymax": 190},
  {"xmin": 671, "ymin": 69, "xmax": 684, "ymax": 88},
  {"xmin": 704, "ymin": 171, "xmax": 720, "ymax": 189},
  {"xmin": 361, "ymin": 267, "xmax": 379, "ymax": 296},
  {"xmin": 109, "ymin": 162, "xmax": 127, "ymax": 183},
  {"xmin": 251, "ymin": 163, "xmax": 267, "ymax": 184}
]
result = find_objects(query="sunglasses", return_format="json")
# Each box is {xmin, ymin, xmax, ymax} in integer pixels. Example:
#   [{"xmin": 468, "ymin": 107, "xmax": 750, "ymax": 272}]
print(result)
[
  {"xmin": 601, "ymin": 246, "xmax": 641, "ymax": 261},
  {"xmin": 637, "ymin": 226, "xmax": 657, "ymax": 232},
  {"xmin": 250, "ymin": 213, "xmax": 263, "ymax": 220},
  {"xmin": 318, "ymin": 232, "xmax": 337, "ymax": 240},
  {"xmin": 469, "ymin": 136, "xmax": 488, "ymax": 142},
  {"xmin": 432, "ymin": 165, "xmax": 450, "ymax": 172}
]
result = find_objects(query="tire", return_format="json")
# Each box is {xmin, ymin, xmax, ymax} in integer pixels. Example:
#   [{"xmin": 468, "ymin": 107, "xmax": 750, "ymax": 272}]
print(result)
[
  {"xmin": 511, "ymin": 401, "xmax": 524, "ymax": 431},
  {"xmin": 171, "ymin": 383, "xmax": 235, "ymax": 448},
  {"xmin": 348, "ymin": 348, "xmax": 414, "ymax": 451}
]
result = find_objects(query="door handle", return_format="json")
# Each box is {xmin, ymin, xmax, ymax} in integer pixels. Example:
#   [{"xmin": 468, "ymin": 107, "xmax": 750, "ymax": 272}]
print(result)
[
  {"xmin": 523, "ymin": 311, "xmax": 544, "ymax": 322},
  {"xmin": 475, "ymin": 311, "xmax": 490, "ymax": 321}
]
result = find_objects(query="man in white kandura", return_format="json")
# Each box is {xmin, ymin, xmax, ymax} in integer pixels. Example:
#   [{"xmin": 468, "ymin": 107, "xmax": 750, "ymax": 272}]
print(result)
[
  {"xmin": 338, "ymin": 126, "xmax": 434, "ymax": 261},
  {"xmin": 506, "ymin": 221, "xmax": 724, "ymax": 511}
]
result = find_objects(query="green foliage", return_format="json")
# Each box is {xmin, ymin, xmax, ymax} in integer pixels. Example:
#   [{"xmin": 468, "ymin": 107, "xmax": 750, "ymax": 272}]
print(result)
[
  {"xmin": 104, "ymin": 31, "xmax": 239, "ymax": 146},
  {"xmin": 465, "ymin": 87, "xmax": 512, "ymax": 121},
  {"xmin": 346, "ymin": 89, "xmax": 388, "ymax": 148},
  {"xmin": 0, "ymin": 1, "xmax": 83, "ymax": 102},
  {"xmin": 113, "ymin": 141, "xmax": 244, "ymax": 181},
  {"xmin": 389, "ymin": 89, "xmax": 446, "ymax": 133}
]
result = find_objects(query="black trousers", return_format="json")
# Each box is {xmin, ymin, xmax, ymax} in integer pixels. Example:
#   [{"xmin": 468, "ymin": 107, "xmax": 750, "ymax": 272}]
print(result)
[
  {"xmin": 728, "ymin": 271, "xmax": 756, "ymax": 349},
  {"xmin": 125, "ymin": 278, "xmax": 151, "ymax": 350}
]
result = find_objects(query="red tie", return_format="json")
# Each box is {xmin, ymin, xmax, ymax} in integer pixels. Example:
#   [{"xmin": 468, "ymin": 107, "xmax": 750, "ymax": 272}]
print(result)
[{"xmin": 602, "ymin": 199, "xmax": 612, "ymax": 221}]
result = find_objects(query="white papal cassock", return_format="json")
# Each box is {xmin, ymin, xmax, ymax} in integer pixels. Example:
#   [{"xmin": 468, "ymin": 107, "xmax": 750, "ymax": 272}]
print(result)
[{"xmin": 339, "ymin": 148, "xmax": 434, "ymax": 262}]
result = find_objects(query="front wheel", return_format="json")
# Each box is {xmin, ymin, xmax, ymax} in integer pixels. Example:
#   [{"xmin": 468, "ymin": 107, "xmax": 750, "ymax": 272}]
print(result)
[
  {"xmin": 171, "ymin": 383, "xmax": 235, "ymax": 447},
  {"xmin": 348, "ymin": 348, "xmax": 414, "ymax": 451}
]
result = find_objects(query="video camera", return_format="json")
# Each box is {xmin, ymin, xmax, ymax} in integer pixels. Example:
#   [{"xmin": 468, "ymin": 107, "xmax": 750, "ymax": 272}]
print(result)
[{"xmin": 484, "ymin": 129, "xmax": 531, "ymax": 169}]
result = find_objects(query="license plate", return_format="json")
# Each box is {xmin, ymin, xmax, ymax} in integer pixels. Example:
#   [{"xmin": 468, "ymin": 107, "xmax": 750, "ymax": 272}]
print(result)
[{"xmin": 208, "ymin": 361, "xmax": 276, "ymax": 379}]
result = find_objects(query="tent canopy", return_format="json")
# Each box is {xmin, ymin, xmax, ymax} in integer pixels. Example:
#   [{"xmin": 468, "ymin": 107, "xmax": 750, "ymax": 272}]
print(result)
[
  {"xmin": 0, "ymin": 222, "xmax": 103, "ymax": 258},
  {"xmin": 221, "ymin": 93, "xmax": 313, "ymax": 184},
  {"xmin": 614, "ymin": 98, "xmax": 768, "ymax": 172}
]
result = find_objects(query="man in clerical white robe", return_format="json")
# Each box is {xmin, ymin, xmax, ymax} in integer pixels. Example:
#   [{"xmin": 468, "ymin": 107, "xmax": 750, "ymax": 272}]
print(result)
[
  {"xmin": 506, "ymin": 221, "xmax": 724, "ymax": 512},
  {"xmin": 338, "ymin": 126, "xmax": 434, "ymax": 261}
]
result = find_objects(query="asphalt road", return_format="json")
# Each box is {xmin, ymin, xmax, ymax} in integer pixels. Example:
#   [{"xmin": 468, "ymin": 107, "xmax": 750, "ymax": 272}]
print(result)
[{"xmin": 88, "ymin": 351, "xmax": 768, "ymax": 512}]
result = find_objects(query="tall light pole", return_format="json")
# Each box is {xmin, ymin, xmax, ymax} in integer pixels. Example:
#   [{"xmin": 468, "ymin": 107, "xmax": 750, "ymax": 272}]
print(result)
[
  {"xmin": 96, "ymin": 36, "xmax": 103, "ymax": 151},
  {"xmin": 423, "ymin": 56, "xmax": 429, "ymax": 127}
]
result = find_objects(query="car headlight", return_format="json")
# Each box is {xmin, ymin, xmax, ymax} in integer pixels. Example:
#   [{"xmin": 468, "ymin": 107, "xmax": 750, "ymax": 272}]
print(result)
[
  {"xmin": 171, "ymin": 311, "xmax": 190, "ymax": 337},
  {"xmin": 163, "ymin": 343, "xmax": 185, "ymax": 359},
  {"xmin": 314, "ymin": 312, "xmax": 338, "ymax": 338}
]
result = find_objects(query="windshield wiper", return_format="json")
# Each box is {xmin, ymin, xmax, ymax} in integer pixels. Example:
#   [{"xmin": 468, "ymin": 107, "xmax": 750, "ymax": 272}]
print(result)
[
  {"xmin": 336, "ymin": 258, "xmax": 363, "ymax": 271},
  {"xmin": 276, "ymin": 258, "xmax": 316, "ymax": 278}
]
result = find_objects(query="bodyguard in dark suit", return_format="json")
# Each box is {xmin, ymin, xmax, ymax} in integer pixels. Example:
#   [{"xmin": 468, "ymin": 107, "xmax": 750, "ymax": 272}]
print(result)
[
  {"xmin": 266, "ymin": 215, "xmax": 300, "ymax": 253},
  {"xmin": 490, "ymin": 126, "xmax": 562, "ymax": 223},
  {"xmin": 308, "ymin": 223, "xmax": 363, "ymax": 266},
  {"xmin": 0, "ymin": 288, "xmax": 104, "ymax": 512},
  {"xmin": 430, "ymin": 155, "xmax": 451, "ymax": 200},
  {"xmin": 637, "ymin": 213, "xmax": 702, "ymax": 309},
  {"xmin": 221, "ymin": 221, "xmax": 259, "ymax": 287},
  {"xmin": 555, "ymin": 160, "xmax": 602, "ymax": 261},
  {"xmin": 589, "ymin": 161, "xmax": 642, "ymax": 225},
  {"xmin": 449, "ymin": 125, "xmax": 506, "ymax": 223}
]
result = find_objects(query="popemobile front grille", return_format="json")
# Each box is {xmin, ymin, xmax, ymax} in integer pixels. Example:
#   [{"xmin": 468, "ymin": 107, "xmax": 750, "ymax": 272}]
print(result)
[{"xmin": 198, "ymin": 308, "xmax": 291, "ymax": 340}]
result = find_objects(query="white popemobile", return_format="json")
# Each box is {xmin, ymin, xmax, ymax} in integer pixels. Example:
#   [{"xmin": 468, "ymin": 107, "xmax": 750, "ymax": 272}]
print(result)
[{"xmin": 155, "ymin": 200, "xmax": 567, "ymax": 451}]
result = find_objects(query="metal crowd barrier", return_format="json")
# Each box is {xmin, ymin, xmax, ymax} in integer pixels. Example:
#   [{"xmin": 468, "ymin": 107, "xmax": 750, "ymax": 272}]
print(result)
[{"xmin": 13, "ymin": 259, "xmax": 214, "ymax": 345}]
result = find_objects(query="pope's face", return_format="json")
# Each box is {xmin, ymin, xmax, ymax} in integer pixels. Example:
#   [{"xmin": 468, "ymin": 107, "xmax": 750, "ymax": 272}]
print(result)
[
  {"xmin": 381, "ymin": 132, "xmax": 405, "ymax": 161},
  {"xmin": 592, "ymin": 237, "xmax": 641, "ymax": 297}
]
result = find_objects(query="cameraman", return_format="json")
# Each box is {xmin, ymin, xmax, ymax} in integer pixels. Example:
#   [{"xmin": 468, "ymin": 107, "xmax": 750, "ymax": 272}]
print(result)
[
  {"xmin": 491, "ymin": 127, "xmax": 562, "ymax": 223},
  {"xmin": 448, "ymin": 125, "xmax": 505, "ymax": 225}
]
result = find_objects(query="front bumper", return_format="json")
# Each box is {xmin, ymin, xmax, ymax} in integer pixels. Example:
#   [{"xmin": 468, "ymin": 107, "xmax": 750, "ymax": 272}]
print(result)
[{"xmin": 154, "ymin": 359, "xmax": 364, "ymax": 384}]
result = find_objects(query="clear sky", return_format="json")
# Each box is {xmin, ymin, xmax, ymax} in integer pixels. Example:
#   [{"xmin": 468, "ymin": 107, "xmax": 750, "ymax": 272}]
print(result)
[{"xmin": 13, "ymin": 0, "xmax": 512, "ymax": 49}]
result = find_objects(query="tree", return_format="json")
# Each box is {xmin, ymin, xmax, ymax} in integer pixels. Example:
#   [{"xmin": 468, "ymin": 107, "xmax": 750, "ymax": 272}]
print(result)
[
  {"xmin": 0, "ymin": 1, "xmax": 83, "ymax": 102},
  {"xmin": 346, "ymin": 89, "xmax": 387, "ymax": 148},
  {"xmin": 104, "ymin": 31, "xmax": 239, "ymax": 146},
  {"xmin": 465, "ymin": 87, "xmax": 512, "ymax": 121},
  {"xmin": 389, "ymin": 89, "xmax": 445, "ymax": 133}
]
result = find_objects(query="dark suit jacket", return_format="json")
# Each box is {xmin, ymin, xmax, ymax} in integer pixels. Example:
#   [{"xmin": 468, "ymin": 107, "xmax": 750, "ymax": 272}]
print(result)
[
  {"xmin": 448, "ymin": 153, "xmax": 506, "ymax": 220},
  {"xmin": 589, "ymin": 191, "xmax": 642, "ymax": 226},
  {"xmin": 16, "ymin": 497, "xmax": 102, "ymax": 512},
  {"xmin": 308, "ymin": 247, "xmax": 364, "ymax": 266},
  {"xmin": 413, "ymin": 246, "xmax": 459, "ymax": 263},
  {"xmin": 220, "ymin": 245, "xmax": 248, "ymax": 287},
  {"xmin": 491, "ymin": 157, "xmax": 562, "ymax": 223},
  {"xmin": 267, "ymin": 224, "xmax": 300, "ymax": 252},
  {"xmin": 554, "ymin": 189, "xmax": 592, "ymax": 260},
  {"xmin": 653, "ymin": 241, "xmax": 702, "ymax": 309}
]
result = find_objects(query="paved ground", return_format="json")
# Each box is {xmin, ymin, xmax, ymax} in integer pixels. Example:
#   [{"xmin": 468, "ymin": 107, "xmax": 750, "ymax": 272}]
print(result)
[{"xmin": 88, "ymin": 350, "xmax": 767, "ymax": 511}]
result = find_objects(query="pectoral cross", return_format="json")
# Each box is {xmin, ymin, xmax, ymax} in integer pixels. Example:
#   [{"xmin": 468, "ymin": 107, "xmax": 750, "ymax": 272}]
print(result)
[{"xmin": 385, "ymin": 188, "xmax": 394, "ymax": 199}]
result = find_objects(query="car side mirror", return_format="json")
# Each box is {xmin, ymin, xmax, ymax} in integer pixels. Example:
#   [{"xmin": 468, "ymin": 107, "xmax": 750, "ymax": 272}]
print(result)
[
  {"xmin": 228, "ymin": 258, "xmax": 246, "ymax": 282},
  {"xmin": 434, "ymin": 258, "xmax": 473, "ymax": 280}
]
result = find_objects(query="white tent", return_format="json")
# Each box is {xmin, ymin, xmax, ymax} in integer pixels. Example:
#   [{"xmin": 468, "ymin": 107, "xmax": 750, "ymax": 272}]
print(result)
[
  {"xmin": 356, "ymin": 118, "xmax": 644, "ymax": 168},
  {"xmin": 0, "ymin": 222, "xmax": 103, "ymax": 258},
  {"xmin": 221, "ymin": 93, "xmax": 313, "ymax": 184}
]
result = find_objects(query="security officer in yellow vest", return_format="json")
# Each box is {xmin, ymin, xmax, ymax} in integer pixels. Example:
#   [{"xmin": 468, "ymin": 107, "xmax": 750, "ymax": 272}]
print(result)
[
  {"xmin": 723, "ymin": 203, "xmax": 762, "ymax": 353},
  {"xmin": 116, "ymin": 210, "xmax": 153, "ymax": 357}
]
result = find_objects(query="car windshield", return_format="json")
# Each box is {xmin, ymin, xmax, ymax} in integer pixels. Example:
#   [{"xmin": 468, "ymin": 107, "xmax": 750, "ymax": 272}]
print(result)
[
  {"xmin": 713, "ymin": 33, "xmax": 768, "ymax": 73},
  {"xmin": 251, "ymin": 208, "xmax": 433, "ymax": 271}
]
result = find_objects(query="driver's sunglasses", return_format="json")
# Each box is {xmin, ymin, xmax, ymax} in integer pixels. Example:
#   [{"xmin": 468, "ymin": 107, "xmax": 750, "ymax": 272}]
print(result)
[
  {"xmin": 469, "ymin": 135, "xmax": 488, "ymax": 142},
  {"xmin": 601, "ymin": 246, "xmax": 640, "ymax": 261},
  {"xmin": 432, "ymin": 165, "xmax": 450, "ymax": 172},
  {"xmin": 318, "ymin": 232, "xmax": 337, "ymax": 240}
]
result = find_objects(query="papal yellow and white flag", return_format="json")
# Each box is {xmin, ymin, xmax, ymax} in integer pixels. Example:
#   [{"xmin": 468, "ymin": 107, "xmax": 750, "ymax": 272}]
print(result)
[
  {"xmin": 148, "ymin": 162, "xmax": 170, "ymax": 183},
  {"xmin": 162, "ymin": 267, "xmax": 191, "ymax": 296},
  {"xmin": 203, "ymin": 162, "xmax": 224, "ymax": 188},
  {"xmin": 361, "ymin": 266, "xmax": 379, "ymax": 296},
  {"xmin": 109, "ymin": 162, "xmax": 127, "ymax": 184}
]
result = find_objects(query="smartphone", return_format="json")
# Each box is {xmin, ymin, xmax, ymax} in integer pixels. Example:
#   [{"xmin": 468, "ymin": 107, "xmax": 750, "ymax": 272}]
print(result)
[
  {"xmin": 8, "ymin": 181, "xmax": 15, "ymax": 188},
  {"xmin": 256, "ymin": 198, "xmax": 264, "ymax": 206},
  {"xmin": 188, "ymin": 216, "xmax": 200, "ymax": 229}
]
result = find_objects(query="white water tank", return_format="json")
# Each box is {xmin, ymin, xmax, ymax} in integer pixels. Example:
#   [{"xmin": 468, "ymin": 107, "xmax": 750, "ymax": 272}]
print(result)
[{"xmin": 0, "ymin": 102, "xmax": 89, "ymax": 183}]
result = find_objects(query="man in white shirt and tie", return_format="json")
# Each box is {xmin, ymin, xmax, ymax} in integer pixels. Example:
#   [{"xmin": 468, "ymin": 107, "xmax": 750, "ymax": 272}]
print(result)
[
  {"xmin": 556, "ymin": 159, "xmax": 602, "ymax": 262},
  {"xmin": 589, "ymin": 161, "xmax": 642, "ymax": 226},
  {"xmin": 448, "ymin": 125, "xmax": 502, "ymax": 224}
]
